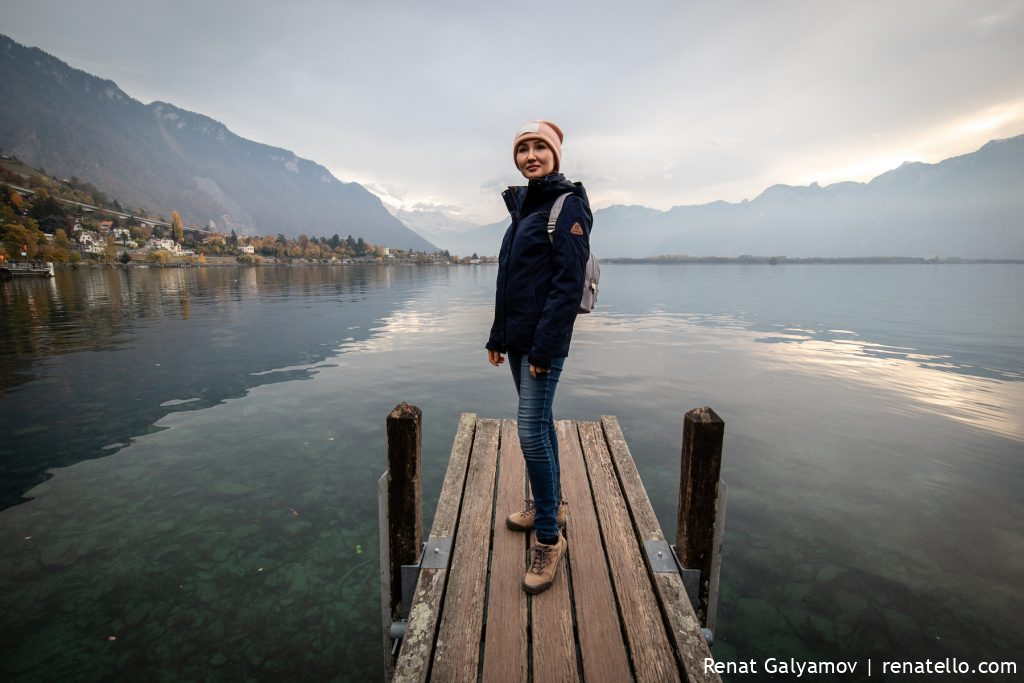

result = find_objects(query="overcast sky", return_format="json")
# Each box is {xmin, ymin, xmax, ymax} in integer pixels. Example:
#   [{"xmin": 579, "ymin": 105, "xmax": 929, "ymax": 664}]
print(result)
[{"xmin": 3, "ymin": 0, "xmax": 1023, "ymax": 224}]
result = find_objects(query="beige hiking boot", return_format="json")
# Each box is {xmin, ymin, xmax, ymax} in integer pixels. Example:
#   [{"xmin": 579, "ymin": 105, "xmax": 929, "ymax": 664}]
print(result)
[
  {"xmin": 523, "ymin": 533, "xmax": 567, "ymax": 594},
  {"xmin": 505, "ymin": 498, "xmax": 567, "ymax": 532}
]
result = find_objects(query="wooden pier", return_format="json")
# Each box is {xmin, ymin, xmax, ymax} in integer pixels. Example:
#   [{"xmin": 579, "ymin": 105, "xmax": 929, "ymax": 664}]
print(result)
[{"xmin": 379, "ymin": 407, "xmax": 726, "ymax": 682}]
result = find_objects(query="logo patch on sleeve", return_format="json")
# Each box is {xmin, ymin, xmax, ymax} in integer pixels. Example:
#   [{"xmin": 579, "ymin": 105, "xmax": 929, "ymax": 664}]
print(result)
[{"xmin": 570, "ymin": 222, "xmax": 584, "ymax": 236}]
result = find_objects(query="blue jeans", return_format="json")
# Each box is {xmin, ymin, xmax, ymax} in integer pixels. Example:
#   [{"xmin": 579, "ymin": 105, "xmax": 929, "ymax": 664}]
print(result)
[{"xmin": 508, "ymin": 351, "xmax": 565, "ymax": 543}]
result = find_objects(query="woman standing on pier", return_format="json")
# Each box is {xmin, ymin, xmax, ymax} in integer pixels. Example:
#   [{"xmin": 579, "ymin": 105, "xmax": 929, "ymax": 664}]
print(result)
[{"xmin": 486, "ymin": 120, "xmax": 593, "ymax": 594}]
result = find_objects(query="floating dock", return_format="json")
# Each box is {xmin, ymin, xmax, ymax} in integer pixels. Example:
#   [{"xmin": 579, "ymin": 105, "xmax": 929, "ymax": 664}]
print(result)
[{"xmin": 379, "ymin": 407, "xmax": 726, "ymax": 683}]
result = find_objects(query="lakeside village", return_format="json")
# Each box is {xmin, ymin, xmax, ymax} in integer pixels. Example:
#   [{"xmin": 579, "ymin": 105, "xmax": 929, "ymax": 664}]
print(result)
[{"xmin": 0, "ymin": 157, "xmax": 491, "ymax": 270}]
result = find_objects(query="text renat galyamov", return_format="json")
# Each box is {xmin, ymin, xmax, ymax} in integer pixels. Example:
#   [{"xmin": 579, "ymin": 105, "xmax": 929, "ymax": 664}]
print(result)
[{"xmin": 705, "ymin": 658, "xmax": 857, "ymax": 677}]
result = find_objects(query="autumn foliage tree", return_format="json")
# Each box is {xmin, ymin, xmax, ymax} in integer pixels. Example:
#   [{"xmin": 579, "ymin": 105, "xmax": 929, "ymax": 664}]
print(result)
[
  {"xmin": 1, "ymin": 223, "xmax": 39, "ymax": 260},
  {"xmin": 171, "ymin": 211, "xmax": 184, "ymax": 243}
]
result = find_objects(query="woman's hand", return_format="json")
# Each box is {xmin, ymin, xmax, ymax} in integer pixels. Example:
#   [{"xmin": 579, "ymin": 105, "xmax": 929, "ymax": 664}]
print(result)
[
  {"xmin": 529, "ymin": 364, "xmax": 549, "ymax": 379},
  {"xmin": 488, "ymin": 350, "xmax": 505, "ymax": 367}
]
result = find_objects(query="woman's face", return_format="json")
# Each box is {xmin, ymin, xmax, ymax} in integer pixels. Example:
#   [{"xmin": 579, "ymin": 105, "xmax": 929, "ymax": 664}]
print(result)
[{"xmin": 516, "ymin": 139, "xmax": 556, "ymax": 179}]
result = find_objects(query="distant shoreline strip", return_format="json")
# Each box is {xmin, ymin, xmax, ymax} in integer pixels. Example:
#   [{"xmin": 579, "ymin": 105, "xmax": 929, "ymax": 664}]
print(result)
[{"xmin": 601, "ymin": 256, "xmax": 1023, "ymax": 265}]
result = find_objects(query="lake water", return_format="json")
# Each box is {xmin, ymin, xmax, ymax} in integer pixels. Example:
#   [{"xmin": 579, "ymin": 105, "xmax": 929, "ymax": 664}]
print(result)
[{"xmin": 1, "ymin": 264, "xmax": 1021, "ymax": 681}]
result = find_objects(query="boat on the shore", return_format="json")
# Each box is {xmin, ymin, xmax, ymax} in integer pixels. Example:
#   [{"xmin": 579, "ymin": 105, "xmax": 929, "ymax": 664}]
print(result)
[{"xmin": 0, "ymin": 261, "xmax": 55, "ymax": 279}]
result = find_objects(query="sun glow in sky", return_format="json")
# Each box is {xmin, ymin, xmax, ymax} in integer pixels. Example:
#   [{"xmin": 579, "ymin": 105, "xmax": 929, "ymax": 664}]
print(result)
[
  {"xmin": 2, "ymin": 0, "xmax": 1023, "ymax": 224},
  {"xmin": 787, "ymin": 99, "xmax": 1024, "ymax": 190}
]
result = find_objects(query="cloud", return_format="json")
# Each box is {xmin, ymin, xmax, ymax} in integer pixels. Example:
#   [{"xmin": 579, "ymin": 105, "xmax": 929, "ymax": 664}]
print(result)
[
  {"xmin": 361, "ymin": 182, "xmax": 408, "ymax": 202},
  {"xmin": 410, "ymin": 201, "xmax": 464, "ymax": 214},
  {"xmin": 2, "ymin": 0, "xmax": 1022, "ymax": 221},
  {"xmin": 975, "ymin": 7, "xmax": 1016, "ymax": 27}
]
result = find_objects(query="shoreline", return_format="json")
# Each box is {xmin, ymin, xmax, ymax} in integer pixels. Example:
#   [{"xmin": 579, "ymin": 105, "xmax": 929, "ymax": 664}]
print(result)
[
  {"xmin": 601, "ymin": 256, "xmax": 1024, "ymax": 265},
  {"xmin": 21, "ymin": 256, "xmax": 1024, "ymax": 273}
]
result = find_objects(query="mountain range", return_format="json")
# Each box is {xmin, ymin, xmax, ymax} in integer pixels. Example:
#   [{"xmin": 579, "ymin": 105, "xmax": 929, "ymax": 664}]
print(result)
[
  {"xmin": 0, "ymin": 34, "xmax": 435, "ymax": 251},
  {"xmin": 424, "ymin": 135, "xmax": 1024, "ymax": 259},
  {"xmin": 2, "ymin": 33, "xmax": 1021, "ymax": 259}
]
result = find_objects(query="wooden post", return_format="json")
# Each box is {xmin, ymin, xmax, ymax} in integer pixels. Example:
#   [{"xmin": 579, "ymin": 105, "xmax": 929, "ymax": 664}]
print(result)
[
  {"xmin": 676, "ymin": 406, "xmax": 724, "ymax": 626},
  {"xmin": 385, "ymin": 403, "xmax": 423, "ymax": 626}
]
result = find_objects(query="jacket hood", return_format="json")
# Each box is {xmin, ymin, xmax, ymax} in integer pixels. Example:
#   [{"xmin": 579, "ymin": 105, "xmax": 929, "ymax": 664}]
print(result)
[{"xmin": 503, "ymin": 173, "xmax": 590, "ymax": 220}]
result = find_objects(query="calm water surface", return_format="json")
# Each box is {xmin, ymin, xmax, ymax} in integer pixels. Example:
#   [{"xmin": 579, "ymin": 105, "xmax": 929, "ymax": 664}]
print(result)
[{"xmin": 1, "ymin": 264, "xmax": 1021, "ymax": 681}]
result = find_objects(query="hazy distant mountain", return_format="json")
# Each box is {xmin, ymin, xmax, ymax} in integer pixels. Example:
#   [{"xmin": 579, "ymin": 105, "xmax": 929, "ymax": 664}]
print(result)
[
  {"xmin": 588, "ymin": 135, "xmax": 1024, "ymax": 258},
  {"xmin": 392, "ymin": 208, "xmax": 484, "ymax": 242},
  {"xmin": 430, "ymin": 219, "xmax": 506, "ymax": 258},
  {"xmin": 425, "ymin": 136, "xmax": 1024, "ymax": 259},
  {"xmin": 0, "ymin": 34, "xmax": 435, "ymax": 250},
  {"xmin": 396, "ymin": 207, "xmax": 508, "ymax": 258}
]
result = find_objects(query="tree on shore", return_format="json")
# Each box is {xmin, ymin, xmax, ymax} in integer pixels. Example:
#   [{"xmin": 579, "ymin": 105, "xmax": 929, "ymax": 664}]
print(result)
[
  {"xmin": 1, "ymin": 222, "xmax": 37, "ymax": 259},
  {"xmin": 102, "ymin": 236, "xmax": 118, "ymax": 264},
  {"xmin": 171, "ymin": 211, "xmax": 184, "ymax": 243}
]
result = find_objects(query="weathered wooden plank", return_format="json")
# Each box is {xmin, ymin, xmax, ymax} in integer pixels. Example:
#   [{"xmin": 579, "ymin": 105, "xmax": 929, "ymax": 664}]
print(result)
[
  {"xmin": 393, "ymin": 413, "xmax": 477, "ymax": 683},
  {"xmin": 431, "ymin": 418, "xmax": 501, "ymax": 682},
  {"xmin": 601, "ymin": 416, "xmax": 721, "ymax": 683},
  {"xmin": 579, "ymin": 421, "xmax": 680, "ymax": 683},
  {"xmin": 433, "ymin": 413, "xmax": 479, "ymax": 538},
  {"xmin": 520, "ymin": 440, "xmax": 578, "ymax": 683},
  {"xmin": 529, "ymin": 528, "xmax": 579, "ymax": 683},
  {"xmin": 480, "ymin": 420, "xmax": 528, "ymax": 683},
  {"xmin": 556, "ymin": 420, "xmax": 631, "ymax": 683},
  {"xmin": 677, "ymin": 407, "xmax": 725, "ymax": 626},
  {"xmin": 530, "ymin": 540, "xmax": 578, "ymax": 682}
]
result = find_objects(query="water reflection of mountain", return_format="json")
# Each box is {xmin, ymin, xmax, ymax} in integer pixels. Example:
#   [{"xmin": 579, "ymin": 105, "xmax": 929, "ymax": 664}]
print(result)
[{"xmin": 0, "ymin": 265, "xmax": 432, "ymax": 510}]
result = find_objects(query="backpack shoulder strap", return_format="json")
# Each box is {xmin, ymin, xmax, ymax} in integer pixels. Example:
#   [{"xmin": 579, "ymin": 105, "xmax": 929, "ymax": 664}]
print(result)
[{"xmin": 547, "ymin": 192, "xmax": 574, "ymax": 243}]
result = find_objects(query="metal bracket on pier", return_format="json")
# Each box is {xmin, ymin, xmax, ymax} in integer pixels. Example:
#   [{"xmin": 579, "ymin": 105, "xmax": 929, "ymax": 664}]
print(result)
[
  {"xmin": 392, "ymin": 535, "xmax": 453, "ymax": 648},
  {"xmin": 397, "ymin": 537, "xmax": 451, "ymax": 621},
  {"xmin": 644, "ymin": 540, "xmax": 704, "ymax": 622},
  {"xmin": 643, "ymin": 538, "xmax": 714, "ymax": 647},
  {"xmin": 678, "ymin": 560, "xmax": 713, "ymax": 647},
  {"xmin": 399, "ymin": 564, "xmax": 418, "ymax": 618},
  {"xmin": 420, "ymin": 536, "xmax": 452, "ymax": 569},
  {"xmin": 679, "ymin": 564, "xmax": 702, "ymax": 612},
  {"xmin": 643, "ymin": 539, "xmax": 679, "ymax": 572}
]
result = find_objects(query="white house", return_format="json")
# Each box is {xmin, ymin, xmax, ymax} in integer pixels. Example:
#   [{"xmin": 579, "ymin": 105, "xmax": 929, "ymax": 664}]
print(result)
[
  {"xmin": 147, "ymin": 237, "xmax": 173, "ymax": 250},
  {"xmin": 240, "ymin": 244, "xmax": 255, "ymax": 254},
  {"xmin": 145, "ymin": 238, "xmax": 190, "ymax": 255},
  {"xmin": 78, "ymin": 231, "xmax": 101, "ymax": 246}
]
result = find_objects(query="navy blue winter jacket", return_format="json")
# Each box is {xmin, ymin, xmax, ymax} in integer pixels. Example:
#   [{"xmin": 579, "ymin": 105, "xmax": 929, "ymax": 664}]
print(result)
[{"xmin": 486, "ymin": 173, "xmax": 593, "ymax": 369}]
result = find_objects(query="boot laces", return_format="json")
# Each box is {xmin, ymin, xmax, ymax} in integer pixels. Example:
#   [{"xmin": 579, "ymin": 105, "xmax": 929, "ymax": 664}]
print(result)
[
  {"xmin": 522, "ymin": 498, "xmax": 568, "ymax": 517},
  {"xmin": 529, "ymin": 543, "xmax": 553, "ymax": 573}
]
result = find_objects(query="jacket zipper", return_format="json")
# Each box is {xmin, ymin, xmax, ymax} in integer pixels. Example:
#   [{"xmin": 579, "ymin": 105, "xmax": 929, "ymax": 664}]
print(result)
[{"xmin": 500, "ymin": 188, "xmax": 521, "ymax": 349}]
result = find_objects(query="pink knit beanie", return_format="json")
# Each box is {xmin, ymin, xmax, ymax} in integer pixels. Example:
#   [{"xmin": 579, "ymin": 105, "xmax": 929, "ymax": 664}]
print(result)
[{"xmin": 512, "ymin": 120, "xmax": 563, "ymax": 172}]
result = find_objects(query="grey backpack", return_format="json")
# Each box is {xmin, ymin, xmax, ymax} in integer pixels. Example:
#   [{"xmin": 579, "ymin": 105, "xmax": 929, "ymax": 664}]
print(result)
[{"xmin": 547, "ymin": 192, "xmax": 600, "ymax": 313}]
